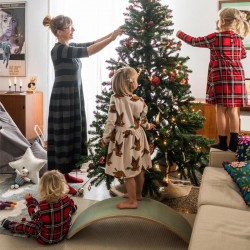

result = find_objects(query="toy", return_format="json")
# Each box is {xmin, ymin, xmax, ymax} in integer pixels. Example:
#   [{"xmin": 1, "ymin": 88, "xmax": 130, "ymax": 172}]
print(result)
[
  {"xmin": 27, "ymin": 75, "xmax": 37, "ymax": 93},
  {"xmin": 0, "ymin": 200, "xmax": 17, "ymax": 210},
  {"xmin": 11, "ymin": 166, "xmax": 32, "ymax": 189}
]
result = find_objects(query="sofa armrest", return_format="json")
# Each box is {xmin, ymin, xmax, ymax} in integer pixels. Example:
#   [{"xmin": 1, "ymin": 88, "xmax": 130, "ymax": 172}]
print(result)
[{"xmin": 208, "ymin": 148, "xmax": 235, "ymax": 168}]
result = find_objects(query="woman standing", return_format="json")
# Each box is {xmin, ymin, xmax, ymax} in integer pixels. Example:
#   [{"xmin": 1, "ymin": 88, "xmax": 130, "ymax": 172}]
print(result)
[{"xmin": 43, "ymin": 15, "xmax": 122, "ymax": 194}]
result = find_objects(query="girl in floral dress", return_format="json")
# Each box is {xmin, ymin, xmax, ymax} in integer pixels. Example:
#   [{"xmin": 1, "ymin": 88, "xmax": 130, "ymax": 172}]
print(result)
[{"xmin": 102, "ymin": 67, "xmax": 156, "ymax": 209}]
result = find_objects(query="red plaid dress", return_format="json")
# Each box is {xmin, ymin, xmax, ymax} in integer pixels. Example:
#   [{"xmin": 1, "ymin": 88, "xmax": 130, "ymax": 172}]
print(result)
[
  {"xmin": 177, "ymin": 31, "xmax": 248, "ymax": 107},
  {"xmin": 8, "ymin": 196, "xmax": 77, "ymax": 245}
]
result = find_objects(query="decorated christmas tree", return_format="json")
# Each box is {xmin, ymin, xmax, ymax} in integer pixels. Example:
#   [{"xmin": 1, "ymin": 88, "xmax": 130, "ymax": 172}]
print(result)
[{"xmin": 77, "ymin": 0, "xmax": 213, "ymax": 197}]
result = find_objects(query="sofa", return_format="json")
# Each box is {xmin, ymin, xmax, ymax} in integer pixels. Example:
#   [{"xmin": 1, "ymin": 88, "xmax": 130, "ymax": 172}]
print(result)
[{"xmin": 188, "ymin": 148, "xmax": 250, "ymax": 250}]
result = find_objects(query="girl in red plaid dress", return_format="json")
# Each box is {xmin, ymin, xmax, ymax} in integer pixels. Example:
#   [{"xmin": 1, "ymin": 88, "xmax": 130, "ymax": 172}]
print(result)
[
  {"xmin": 1, "ymin": 170, "xmax": 77, "ymax": 244},
  {"xmin": 176, "ymin": 8, "xmax": 249, "ymax": 152}
]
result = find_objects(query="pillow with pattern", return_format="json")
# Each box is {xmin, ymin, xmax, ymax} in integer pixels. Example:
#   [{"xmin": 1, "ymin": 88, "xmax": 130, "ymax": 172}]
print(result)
[
  {"xmin": 223, "ymin": 161, "xmax": 250, "ymax": 206},
  {"xmin": 236, "ymin": 135, "xmax": 250, "ymax": 162}
]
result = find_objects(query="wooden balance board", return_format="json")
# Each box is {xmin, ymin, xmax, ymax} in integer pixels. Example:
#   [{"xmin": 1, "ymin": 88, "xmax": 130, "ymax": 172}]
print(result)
[{"xmin": 67, "ymin": 197, "xmax": 192, "ymax": 244}]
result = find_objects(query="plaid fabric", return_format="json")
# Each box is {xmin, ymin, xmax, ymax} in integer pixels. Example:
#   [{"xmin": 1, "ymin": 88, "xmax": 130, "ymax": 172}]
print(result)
[
  {"xmin": 177, "ymin": 31, "xmax": 248, "ymax": 108},
  {"xmin": 8, "ymin": 196, "xmax": 77, "ymax": 245},
  {"xmin": 47, "ymin": 42, "xmax": 94, "ymax": 173}
]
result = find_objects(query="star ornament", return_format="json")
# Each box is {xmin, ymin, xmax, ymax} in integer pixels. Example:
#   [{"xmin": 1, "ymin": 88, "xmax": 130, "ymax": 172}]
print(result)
[{"xmin": 9, "ymin": 147, "xmax": 47, "ymax": 184}]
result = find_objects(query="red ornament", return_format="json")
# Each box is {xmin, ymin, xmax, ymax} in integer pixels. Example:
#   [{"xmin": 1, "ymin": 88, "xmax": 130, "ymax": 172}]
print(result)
[
  {"xmin": 151, "ymin": 76, "xmax": 161, "ymax": 86},
  {"xmin": 168, "ymin": 41, "xmax": 174, "ymax": 48},
  {"xmin": 125, "ymin": 38, "xmax": 132, "ymax": 48},
  {"xmin": 99, "ymin": 156, "xmax": 105, "ymax": 164},
  {"xmin": 109, "ymin": 71, "xmax": 114, "ymax": 78},
  {"xmin": 170, "ymin": 71, "xmax": 176, "ymax": 77},
  {"xmin": 180, "ymin": 79, "xmax": 186, "ymax": 84},
  {"xmin": 148, "ymin": 21, "xmax": 154, "ymax": 26}
]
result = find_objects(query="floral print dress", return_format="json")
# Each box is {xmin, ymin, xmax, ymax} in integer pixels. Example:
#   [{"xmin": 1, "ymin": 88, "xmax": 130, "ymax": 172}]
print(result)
[{"xmin": 102, "ymin": 94, "xmax": 152, "ymax": 179}]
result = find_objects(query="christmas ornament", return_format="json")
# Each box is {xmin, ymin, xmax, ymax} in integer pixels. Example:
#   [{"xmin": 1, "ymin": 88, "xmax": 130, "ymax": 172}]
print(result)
[
  {"xmin": 148, "ymin": 20, "xmax": 154, "ymax": 26},
  {"xmin": 156, "ymin": 112, "xmax": 161, "ymax": 124},
  {"xmin": 151, "ymin": 75, "xmax": 161, "ymax": 86},
  {"xmin": 88, "ymin": 162, "xmax": 94, "ymax": 170},
  {"xmin": 99, "ymin": 156, "xmax": 105, "ymax": 164},
  {"xmin": 162, "ymin": 69, "xmax": 167, "ymax": 75},
  {"xmin": 170, "ymin": 71, "xmax": 176, "ymax": 77},
  {"xmin": 168, "ymin": 40, "xmax": 174, "ymax": 47},
  {"xmin": 148, "ymin": 141, "xmax": 155, "ymax": 155},
  {"xmin": 109, "ymin": 71, "xmax": 114, "ymax": 78},
  {"xmin": 125, "ymin": 38, "xmax": 133, "ymax": 48},
  {"xmin": 180, "ymin": 79, "xmax": 186, "ymax": 84}
]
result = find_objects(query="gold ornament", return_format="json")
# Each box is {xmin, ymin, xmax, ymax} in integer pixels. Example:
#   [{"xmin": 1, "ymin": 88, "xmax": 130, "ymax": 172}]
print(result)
[{"xmin": 156, "ymin": 112, "xmax": 161, "ymax": 124}]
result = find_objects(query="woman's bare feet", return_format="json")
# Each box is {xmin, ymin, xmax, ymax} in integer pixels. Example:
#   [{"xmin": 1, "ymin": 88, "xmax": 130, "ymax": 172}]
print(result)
[
  {"xmin": 116, "ymin": 200, "xmax": 138, "ymax": 209},
  {"xmin": 123, "ymin": 193, "xmax": 143, "ymax": 201}
]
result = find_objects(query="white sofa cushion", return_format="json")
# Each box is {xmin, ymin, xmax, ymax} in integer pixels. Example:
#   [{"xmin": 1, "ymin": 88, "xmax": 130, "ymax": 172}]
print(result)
[
  {"xmin": 198, "ymin": 167, "xmax": 250, "ymax": 211},
  {"xmin": 188, "ymin": 205, "xmax": 250, "ymax": 250},
  {"xmin": 209, "ymin": 148, "xmax": 235, "ymax": 168}
]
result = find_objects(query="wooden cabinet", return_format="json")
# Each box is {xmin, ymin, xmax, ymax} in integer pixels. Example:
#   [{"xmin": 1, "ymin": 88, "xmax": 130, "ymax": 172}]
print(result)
[
  {"xmin": 193, "ymin": 99, "xmax": 250, "ymax": 141},
  {"xmin": 0, "ymin": 92, "xmax": 43, "ymax": 140}
]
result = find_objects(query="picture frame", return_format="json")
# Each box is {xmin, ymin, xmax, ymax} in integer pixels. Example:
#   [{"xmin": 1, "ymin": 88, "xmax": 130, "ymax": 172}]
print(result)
[
  {"xmin": 0, "ymin": 2, "xmax": 26, "ymax": 76},
  {"xmin": 219, "ymin": 1, "xmax": 250, "ymax": 49}
]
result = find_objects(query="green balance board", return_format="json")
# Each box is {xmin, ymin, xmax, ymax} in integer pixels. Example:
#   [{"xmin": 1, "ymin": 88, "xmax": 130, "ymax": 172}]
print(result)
[{"xmin": 67, "ymin": 197, "xmax": 192, "ymax": 244}]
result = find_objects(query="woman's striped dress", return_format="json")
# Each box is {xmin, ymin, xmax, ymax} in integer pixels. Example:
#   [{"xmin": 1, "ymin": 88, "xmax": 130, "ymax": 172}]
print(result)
[{"xmin": 47, "ymin": 42, "xmax": 94, "ymax": 173}]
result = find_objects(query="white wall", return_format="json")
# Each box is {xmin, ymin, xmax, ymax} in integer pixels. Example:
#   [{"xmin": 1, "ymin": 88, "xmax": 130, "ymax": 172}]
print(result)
[
  {"xmin": 0, "ymin": 0, "xmax": 249, "ymax": 134},
  {"xmin": 164, "ymin": 0, "xmax": 250, "ymax": 98}
]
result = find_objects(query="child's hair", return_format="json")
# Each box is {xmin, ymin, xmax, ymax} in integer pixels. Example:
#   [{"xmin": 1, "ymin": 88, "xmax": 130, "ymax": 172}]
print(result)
[
  {"xmin": 218, "ymin": 8, "xmax": 250, "ymax": 37},
  {"xmin": 38, "ymin": 170, "xmax": 69, "ymax": 202},
  {"xmin": 43, "ymin": 15, "xmax": 73, "ymax": 37},
  {"xmin": 112, "ymin": 67, "xmax": 138, "ymax": 96}
]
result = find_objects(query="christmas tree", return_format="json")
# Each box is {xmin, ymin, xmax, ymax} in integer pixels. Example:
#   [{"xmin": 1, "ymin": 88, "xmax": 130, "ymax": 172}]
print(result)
[{"xmin": 78, "ymin": 0, "xmax": 213, "ymax": 197}]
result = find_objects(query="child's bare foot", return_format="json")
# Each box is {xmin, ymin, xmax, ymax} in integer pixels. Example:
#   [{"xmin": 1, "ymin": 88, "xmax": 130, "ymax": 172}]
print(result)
[
  {"xmin": 123, "ymin": 193, "xmax": 143, "ymax": 201},
  {"xmin": 116, "ymin": 201, "xmax": 138, "ymax": 209}
]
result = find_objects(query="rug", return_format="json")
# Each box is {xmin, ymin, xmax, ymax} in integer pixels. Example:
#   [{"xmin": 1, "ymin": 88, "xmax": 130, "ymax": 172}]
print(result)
[
  {"xmin": 110, "ymin": 180, "xmax": 198, "ymax": 214},
  {"xmin": 0, "ymin": 174, "xmax": 191, "ymax": 249}
]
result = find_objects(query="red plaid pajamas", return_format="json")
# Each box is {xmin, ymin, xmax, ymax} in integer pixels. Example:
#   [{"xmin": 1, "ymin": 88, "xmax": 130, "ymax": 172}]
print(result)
[
  {"xmin": 177, "ymin": 31, "xmax": 248, "ymax": 108},
  {"xmin": 8, "ymin": 196, "xmax": 76, "ymax": 245}
]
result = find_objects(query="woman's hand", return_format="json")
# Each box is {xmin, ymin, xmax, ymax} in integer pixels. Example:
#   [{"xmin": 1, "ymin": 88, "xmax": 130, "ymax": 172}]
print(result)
[{"xmin": 110, "ymin": 28, "xmax": 123, "ymax": 41}]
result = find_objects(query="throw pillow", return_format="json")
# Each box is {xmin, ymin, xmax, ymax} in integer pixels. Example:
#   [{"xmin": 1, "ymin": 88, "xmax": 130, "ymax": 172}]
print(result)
[
  {"xmin": 236, "ymin": 135, "xmax": 250, "ymax": 162},
  {"xmin": 9, "ymin": 147, "xmax": 47, "ymax": 184},
  {"xmin": 223, "ymin": 161, "xmax": 250, "ymax": 206}
]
